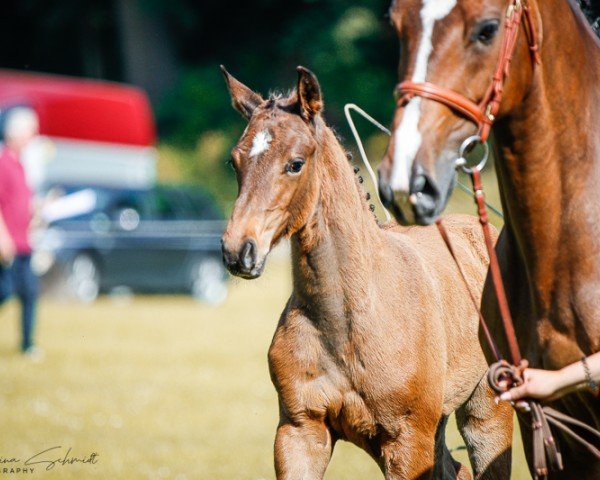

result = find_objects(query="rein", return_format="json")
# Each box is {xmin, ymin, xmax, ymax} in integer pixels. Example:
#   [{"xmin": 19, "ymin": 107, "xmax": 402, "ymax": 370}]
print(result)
[{"xmin": 390, "ymin": 0, "xmax": 600, "ymax": 477}]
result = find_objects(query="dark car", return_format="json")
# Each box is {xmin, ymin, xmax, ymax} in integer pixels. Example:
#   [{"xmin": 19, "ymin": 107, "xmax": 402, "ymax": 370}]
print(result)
[{"xmin": 32, "ymin": 184, "xmax": 228, "ymax": 303}]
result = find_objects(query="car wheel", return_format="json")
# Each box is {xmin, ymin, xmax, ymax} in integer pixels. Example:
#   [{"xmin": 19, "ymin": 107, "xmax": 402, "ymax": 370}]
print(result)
[
  {"xmin": 67, "ymin": 253, "xmax": 100, "ymax": 302},
  {"xmin": 190, "ymin": 257, "xmax": 227, "ymax": 304}
]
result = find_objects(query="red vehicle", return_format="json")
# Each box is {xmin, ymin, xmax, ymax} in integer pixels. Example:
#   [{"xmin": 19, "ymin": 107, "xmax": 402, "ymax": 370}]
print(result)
[{"xmin": 0, "ymin": 69, "xmax": 157, "ymax": 189}]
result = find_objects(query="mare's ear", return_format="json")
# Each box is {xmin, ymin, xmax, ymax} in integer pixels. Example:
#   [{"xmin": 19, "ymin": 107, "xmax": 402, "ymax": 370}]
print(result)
[
  {"xmin": 296, "ymin": 66, "xmax": 323, "ymax": 122},
  {"xmin": 220, "ymin": 65, "xmax": 263, "ymax": 120}
]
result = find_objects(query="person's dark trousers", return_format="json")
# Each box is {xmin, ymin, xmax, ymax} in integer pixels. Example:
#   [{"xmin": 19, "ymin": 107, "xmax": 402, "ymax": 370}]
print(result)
[{"xmin": 0, "ymin": 254, "xmax": 39, "ymax": 351}]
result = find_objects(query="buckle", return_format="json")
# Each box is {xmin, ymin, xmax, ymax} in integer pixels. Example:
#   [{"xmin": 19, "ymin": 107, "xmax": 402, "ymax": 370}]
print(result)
[{"xmin": 455, "ymin": 135, "xmax": 489, "ymax": 174}]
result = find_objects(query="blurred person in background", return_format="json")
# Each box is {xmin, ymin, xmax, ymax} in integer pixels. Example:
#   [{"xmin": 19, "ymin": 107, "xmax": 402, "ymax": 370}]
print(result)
[{"xmin": 0, "ymin": 107, "xmax": 41, "ymax": 358}]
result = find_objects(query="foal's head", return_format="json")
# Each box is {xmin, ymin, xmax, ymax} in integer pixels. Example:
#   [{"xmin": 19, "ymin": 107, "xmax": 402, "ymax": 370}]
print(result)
[
  {"xmin": 379, "ymin": 0, "xmax": 539, "ymax": 224},
  {"xmin": 221, "ymin": 66, "xmax": 325, "ymax": 279}
]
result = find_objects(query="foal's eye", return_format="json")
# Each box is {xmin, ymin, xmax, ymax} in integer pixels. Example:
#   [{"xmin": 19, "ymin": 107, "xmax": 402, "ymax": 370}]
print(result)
[
  {"xmin": 473, "ymin": 19, "xmax": 500, "ymax": 45},
  {"xmin": 285, "ymin": 158, "xmax": 305, "ymax": 175}
]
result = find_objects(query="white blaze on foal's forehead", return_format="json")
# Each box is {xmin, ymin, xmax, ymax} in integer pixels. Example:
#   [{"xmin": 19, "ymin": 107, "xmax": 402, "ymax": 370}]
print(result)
[
  {"xmin": 249, "ymin": 130, "xmax": 272, "ymax": 157},
  {"xmin": 390, "ymin": 0, "xmax": 456, "ymax": 193}
]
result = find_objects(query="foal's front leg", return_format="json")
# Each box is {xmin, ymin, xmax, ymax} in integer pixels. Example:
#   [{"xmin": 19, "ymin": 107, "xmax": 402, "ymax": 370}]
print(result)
[{"xmin": 274, "ymin": 413, "xmax": 334, "ymax": 480}]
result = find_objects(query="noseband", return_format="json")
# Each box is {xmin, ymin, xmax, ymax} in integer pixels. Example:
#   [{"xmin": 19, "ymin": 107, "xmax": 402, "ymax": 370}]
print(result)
[{"xmin": 395, "ymin": 0, "xmax": 540, "ymax": 149}]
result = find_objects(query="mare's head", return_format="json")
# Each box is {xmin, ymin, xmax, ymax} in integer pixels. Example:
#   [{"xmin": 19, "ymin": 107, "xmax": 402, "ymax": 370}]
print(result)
[
  {"xmin": 379, "ymin": 0, "xmax": 539, "ymax": 224},
  {"xmin": 221, "ymin": 66, "xmax": 325, "ymax": 279}
]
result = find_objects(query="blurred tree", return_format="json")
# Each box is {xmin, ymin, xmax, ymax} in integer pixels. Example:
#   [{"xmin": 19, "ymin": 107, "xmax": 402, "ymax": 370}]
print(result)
[
  {"xmin": 116, "ymin": 0, "xmax": 179, "ymax": 103},
  {"xmin": 2, "ymin": 0, "xmax": 598, "ymax": 211},
  {"xmin": 149, "ymin": 0, "xmax": 398, "ymax": 209}
]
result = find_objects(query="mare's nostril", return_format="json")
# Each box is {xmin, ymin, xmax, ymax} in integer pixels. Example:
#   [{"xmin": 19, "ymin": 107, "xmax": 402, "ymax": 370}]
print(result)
[
  {"xmin": 240, "ymin": 239, "xmax": 257, "ymax": 271},
  {"xmin": 409, "ymin": 172, "xmax": 440, "ymax": 223},
  {"xmin": 412, "ymin": 174, "xmax": 427, "ymax": 193},
  {"xmin": 378, "ymin": 176, "xmax": 393, "ymax": 208}
]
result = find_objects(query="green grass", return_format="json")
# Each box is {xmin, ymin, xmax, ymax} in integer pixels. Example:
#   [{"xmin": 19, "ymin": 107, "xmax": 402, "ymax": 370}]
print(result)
[{"xmin": 0, "ymin": 255, "xmax": 530, "ymax": 479}]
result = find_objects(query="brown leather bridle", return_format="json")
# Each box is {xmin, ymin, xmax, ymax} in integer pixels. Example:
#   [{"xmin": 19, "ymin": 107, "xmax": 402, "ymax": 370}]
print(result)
[
  {"xmin": 395, "ymin": 0, "xmax": 540, "ymax": 143},
  {"xmin": 391, "ymin": 1, "xmax": 600, "ymax": 478}
]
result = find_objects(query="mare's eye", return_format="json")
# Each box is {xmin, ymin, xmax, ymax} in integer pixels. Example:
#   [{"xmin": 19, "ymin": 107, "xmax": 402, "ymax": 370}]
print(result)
[
  {"xmin": 474, "ymin": 19, "xmax": 500, "ymax": 45},
  {"xmin": 225, "ymin": 158, "xmax": 235, "ymax": 170},
  {"xmin": 285, "ymin": 158, "xmax": 305, "ymax": 175}
]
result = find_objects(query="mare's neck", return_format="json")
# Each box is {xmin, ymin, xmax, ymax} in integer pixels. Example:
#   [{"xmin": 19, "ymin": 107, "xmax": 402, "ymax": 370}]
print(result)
[
  {"xmin": 495, "ymin": 0, "xmax": 600, "ymax": 310},
  {"xmin": 291, "ymin": 124, "xmax": 382, "ymax": 322}
]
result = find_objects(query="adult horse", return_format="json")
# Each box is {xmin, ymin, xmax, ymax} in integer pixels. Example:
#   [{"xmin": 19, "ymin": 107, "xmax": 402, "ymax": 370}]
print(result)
[
  {"xmin": 378, "ymin": 0, "xmax": 600, "ymax": 478},
  {"xmin": 220, "ymin": 66, "xmax": 512, "ymax": 479}
]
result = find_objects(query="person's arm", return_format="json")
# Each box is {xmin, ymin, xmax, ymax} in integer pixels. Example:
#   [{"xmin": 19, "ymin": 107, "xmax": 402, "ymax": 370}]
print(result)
[
  {"xmin": 499, "ymin": 352, "xmax": 600, "ymax": 402},
  {"xmin": 0, "ymin": 171, "xmax": 15, "ymax": 263},
  {"xmin": 0, "ymin": 209, "xmax": 15, "ymax": 264}
]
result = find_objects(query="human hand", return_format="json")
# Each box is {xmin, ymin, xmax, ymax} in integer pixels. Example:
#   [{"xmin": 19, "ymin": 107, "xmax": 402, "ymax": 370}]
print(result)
[{"xmin": 498, "ymin": 368, "xmax": 565, "ymax": 402}]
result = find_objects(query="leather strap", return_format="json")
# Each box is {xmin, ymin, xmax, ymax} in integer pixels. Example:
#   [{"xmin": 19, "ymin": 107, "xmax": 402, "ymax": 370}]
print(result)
[
  {"xmin": 397, "ymin": 82, "xmax": 486, "ymax": 127},
  {"xmin": 471, "ymin": 169, "xmax": 523, "ymax": 366},
  {"xmin": 530, "ymin": 402, "xmax": 564, "ymax": 478},
  {"xmin": 544, "ymin": 407, "xmax": 600, "ymax": 458}
]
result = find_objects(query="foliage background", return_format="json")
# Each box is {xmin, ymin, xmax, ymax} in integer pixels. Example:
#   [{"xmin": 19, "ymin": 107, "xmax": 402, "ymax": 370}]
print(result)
[
  {"xmin": 2, "ymin": 0, "xmax": 599, "ymax": 211},
  {"xmin": 152, "ymin": 0, "xmax": 399, "ymax": 210}
]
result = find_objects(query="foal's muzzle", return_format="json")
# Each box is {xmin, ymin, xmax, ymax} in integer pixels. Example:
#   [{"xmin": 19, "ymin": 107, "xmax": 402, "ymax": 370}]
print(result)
[{"xmin": 221, "ymin": 237, "xmax": 264, "ymax": 279}]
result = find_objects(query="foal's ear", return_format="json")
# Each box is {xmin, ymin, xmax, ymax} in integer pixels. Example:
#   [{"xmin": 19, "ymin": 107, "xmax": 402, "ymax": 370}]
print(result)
[
  {"xmin": 220, "ymin": 65, "xmax": 263, "ymax": 120},
  {"xmin": 296, "ymin": 66, "xmax": 323, "ymax": 122}
]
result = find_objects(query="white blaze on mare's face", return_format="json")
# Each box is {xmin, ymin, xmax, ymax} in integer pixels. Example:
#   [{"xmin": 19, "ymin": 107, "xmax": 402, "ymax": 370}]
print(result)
[
  {"xmin": 390, "ymin": 0, "xmax": 457, "ymax": 192},
  {"xmin": 249, "ymin": 130, "xmax": 272, "ymax": 157}
]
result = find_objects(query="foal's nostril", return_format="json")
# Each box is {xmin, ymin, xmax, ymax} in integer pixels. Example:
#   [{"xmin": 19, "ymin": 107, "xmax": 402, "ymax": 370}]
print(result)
[
  {"xmin": 221, "ymin": 238, "xmax": 233, "ymax": 267},
  {"xmin": 240, "ymin": 239, "xmax": 257, "ymax": 272}
]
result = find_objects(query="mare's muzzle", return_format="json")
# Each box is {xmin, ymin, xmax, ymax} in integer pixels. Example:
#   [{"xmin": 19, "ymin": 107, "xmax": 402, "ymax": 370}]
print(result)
[{"xmin": 378, "ymin": 165, "xmax": 441, "ymax": 226}]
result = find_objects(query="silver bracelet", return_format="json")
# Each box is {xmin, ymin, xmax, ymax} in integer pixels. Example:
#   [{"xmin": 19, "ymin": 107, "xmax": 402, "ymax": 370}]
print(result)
[{"xmin": 581, "ymin": 356, "xmax": 598, "ymax": 392}]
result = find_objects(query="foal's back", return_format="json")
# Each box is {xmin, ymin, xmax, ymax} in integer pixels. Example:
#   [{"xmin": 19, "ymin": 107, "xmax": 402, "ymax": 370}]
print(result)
[{"xmin": 383, "ymin": 214, "xmax": 493, "ymax": 301}]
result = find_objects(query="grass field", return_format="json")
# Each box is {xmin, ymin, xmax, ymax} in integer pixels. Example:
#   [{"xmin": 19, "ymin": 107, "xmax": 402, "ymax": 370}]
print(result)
[{"xmin": 0, "ymin": 250, "xmax": 531, "ymax": 479}]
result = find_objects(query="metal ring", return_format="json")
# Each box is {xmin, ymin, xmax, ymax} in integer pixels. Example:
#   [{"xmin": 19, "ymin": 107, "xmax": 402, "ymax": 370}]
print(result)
[{"xmin": 456, "ymin": 135, "xmax": 489, "ymax": 174}]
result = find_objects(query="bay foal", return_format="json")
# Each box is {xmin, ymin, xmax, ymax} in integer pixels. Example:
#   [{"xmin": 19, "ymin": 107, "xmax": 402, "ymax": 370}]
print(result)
[{"xmin": 221, "ymin": 66, "xmax": 512, "ymax": 479}]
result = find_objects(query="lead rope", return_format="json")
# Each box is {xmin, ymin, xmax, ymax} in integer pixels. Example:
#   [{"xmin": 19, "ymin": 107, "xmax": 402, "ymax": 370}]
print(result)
[{"xmin": 344, "ymin": 104, "xmax": 391, "ymax": 222}]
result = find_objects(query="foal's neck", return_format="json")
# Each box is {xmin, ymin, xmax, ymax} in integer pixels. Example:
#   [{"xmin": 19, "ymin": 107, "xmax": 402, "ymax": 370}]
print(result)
[
  {"xmin": 291, "ymin": 123, "xmax": 382, "ymax": 320},
  {"xmin": 495, "ymin": 0, "xmax": 600, "ymax": 308}
]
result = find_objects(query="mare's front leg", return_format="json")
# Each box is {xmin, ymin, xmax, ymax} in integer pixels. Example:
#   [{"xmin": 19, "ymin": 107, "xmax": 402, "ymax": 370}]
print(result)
[{"xmin": 274, "ymin": 411, "xmax": 334, "ymax": 480}]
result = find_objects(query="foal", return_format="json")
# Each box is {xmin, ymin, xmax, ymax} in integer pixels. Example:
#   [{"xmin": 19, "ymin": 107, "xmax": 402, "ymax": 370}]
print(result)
[{"xmin": 221, "ymin": 66, "xmax": 512, "ymax": 480}]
